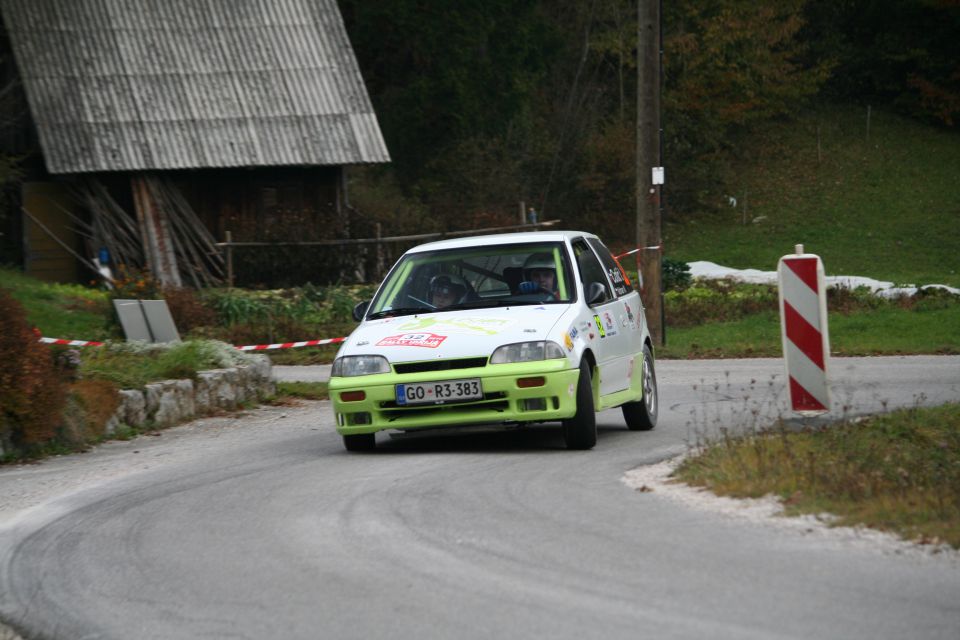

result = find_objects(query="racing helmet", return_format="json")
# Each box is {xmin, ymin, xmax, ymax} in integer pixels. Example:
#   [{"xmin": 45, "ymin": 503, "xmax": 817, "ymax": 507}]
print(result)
[
  {"xmin": 428, "ymin": 274, "xmax": 468, "ymax": 304},
  {"xmin": 523, "ymin": 252, "xmax": 556, "ymax": 282}
]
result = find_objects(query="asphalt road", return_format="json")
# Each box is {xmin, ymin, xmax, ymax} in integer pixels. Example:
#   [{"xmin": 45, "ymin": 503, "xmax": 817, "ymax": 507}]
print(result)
[{"xmin": 1, "ymin": 356, "xmax": 958, "ymax": 640}]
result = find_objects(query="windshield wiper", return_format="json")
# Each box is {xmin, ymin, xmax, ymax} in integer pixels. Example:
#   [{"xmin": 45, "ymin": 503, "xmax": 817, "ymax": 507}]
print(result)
[
  {"xmin": 442, "ymin": 298, "xmax": 560, "ymax": 311},
  {"xmin": 366, "ymin": 307, "xmax": 432, "ymax": 320}
]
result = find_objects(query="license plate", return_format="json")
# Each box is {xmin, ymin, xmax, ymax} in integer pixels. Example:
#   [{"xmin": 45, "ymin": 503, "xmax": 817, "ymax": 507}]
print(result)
[{"xmin": 396, "ymin": 378, "xmax": 483, "ymax": 406}]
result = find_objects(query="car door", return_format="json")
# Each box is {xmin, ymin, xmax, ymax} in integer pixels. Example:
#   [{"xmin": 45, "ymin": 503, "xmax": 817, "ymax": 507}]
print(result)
[
  {"xmin": 571, "ymin": 238, "xmax": 634, "ymax": 396},
  {"xmin": 585, "ymin": 235, "xmax": 646, "ymax": 358}
]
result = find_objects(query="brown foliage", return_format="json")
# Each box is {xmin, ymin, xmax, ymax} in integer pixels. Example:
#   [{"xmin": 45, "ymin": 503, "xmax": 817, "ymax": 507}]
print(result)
[
  {"xmin": 65, "ymin": 379, "xmax": 121, "ymax": 443},
  {"xmin": 162, "ymin": 287, "xmax": 218, "ymax": 333},
  {"xmin": 0, "ymin": 288, "xmax": 66, "ymax": 448}
]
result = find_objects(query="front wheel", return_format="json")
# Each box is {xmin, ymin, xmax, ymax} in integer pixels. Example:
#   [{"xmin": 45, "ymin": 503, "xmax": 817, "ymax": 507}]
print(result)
[
  {"xmin": 343, "ymin": 433, "xmax": 376, "ymax": 452},
  {"xmin": 622, "ymin": 345, "xmax": 658, "ymax": 431},
  {"xmin": 563, "ymin": 360, "xmax": 597, "ymax": 450}
]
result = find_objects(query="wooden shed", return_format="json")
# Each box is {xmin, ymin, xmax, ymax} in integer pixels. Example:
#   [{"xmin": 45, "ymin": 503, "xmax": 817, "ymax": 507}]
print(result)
[{"xmin": 1, "ymin": 0, "xmax": 390, "ymax": 286}]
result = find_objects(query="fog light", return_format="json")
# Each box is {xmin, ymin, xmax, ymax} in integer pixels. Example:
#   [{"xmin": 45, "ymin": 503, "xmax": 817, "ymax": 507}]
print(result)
[
  {"xmin": 351, "ymin": 412, "xmax": 371, "ymax": 425},
  {"xmin": 341, "ymin": 390, "xmax": 366, "ymax": 402},
  {"xmin": 523, "ymin": 398, "xmax": 547, "ymax": 411},
  {"xmin": 517, "ymin": 376, "xmax": 546, "ymax": 388}
]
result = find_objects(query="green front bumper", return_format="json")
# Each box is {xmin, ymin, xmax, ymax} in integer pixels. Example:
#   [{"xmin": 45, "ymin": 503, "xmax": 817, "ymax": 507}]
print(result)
[{"xmin": 330, "ymin": 360, "xmax": 581, "ymax": 435}]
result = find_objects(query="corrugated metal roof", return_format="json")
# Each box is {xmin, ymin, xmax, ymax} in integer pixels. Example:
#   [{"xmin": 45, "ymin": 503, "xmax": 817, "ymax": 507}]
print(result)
[{"xmin": 1, "ymin": 0, "xmax": 390, "ymax": 173}]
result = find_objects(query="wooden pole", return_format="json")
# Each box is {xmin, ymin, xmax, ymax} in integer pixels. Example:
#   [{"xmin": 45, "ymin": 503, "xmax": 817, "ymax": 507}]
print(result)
[
  {"xmin": 375, "ymin": 222, "xmax": 385, "ymax": 281},
  {"xmin": 636, "ymin": 0, "xmax": 663, "ymax": 344},
  {"xmin": 225, "ymin": 230, "xmax": 234, "ymax": 289},
  {"xmin": 131, "ymin": 175, "xmax": 181, "ymax": 287}
]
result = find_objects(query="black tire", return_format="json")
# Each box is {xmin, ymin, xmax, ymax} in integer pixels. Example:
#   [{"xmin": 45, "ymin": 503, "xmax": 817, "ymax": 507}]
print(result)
[
  {"xmin": 343, "ymin": 433, "xmax": 376, "ymax": 452},
  {"xmin": 622, "ymin": 345, "xmax": 658, "ymax": 431},
  {"xmin": 563, "ymin": 360, "xmax": 597, "ymax": 450}
]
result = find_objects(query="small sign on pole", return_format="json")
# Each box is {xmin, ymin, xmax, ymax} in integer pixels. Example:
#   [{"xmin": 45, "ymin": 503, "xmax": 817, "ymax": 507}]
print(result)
[{"xmin": 778, "ymin": 244, "xmax": 830, "ymax": 414}]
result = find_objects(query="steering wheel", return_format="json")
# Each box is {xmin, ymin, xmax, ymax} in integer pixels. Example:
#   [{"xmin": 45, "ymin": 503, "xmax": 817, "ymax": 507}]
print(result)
[{"xmin": 407, "ymin": 293, "xmax": 436, "ymax": 309}]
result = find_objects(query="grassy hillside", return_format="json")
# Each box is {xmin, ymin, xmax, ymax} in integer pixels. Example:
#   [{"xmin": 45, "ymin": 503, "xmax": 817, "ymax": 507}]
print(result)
[
  {"xmin": 666, "ymin": 105, "xmax": 960, "ymax": 288},
  {"xmin": 1, "ymin": 267, "xmax": 112, "ymax": 340}
]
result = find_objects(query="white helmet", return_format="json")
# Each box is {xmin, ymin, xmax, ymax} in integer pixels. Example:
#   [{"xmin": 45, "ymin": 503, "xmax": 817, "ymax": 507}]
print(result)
[
  {"xmin": 523, "ymin": 252, "xmax": 556, "ymax": 279},
  {"xmin": 429, "ymin": 274, "xmax": 468, "ymax": 304}
]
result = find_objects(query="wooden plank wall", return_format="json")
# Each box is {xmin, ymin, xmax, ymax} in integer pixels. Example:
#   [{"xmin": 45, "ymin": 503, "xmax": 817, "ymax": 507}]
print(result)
[{"xmin": 21, "ymin": 181, "xmax": 81, "ymax": 283}]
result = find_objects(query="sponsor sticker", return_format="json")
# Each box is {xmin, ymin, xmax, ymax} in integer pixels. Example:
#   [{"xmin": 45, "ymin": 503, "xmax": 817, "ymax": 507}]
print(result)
[
  {"xmin": 569, "ymin": 326, "xmax": 579, "ymax": 339},
  {"xmin": 593, "ymin": 315, "xmax": 606, "ymax": 338},
  {"xmin": 563, "ymin": 332, "xmax": 574, "ymax": 351},
  {"xmin": 376, "ymin": 333, "xmax": 447, "ymax": 348},
  {"xmin": 602, "ymin": 311, "xmax": 618, "ymax": 337}
]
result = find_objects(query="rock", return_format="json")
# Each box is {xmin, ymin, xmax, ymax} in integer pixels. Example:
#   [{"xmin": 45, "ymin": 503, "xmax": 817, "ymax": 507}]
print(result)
[
  {"xmin": 117, "ymin": 389, "xmax": 146, "ymax": 427},
  {"xmin": 110, "ymin": 359, "xmax": 273, "ymax": 434}
]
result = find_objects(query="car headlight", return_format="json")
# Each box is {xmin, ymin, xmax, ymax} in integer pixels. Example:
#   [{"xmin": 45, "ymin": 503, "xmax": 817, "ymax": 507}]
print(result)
[
  {"xmin": 490, "ymin": 341, "xmax": 566, "ymax": 364},
  {"xmin": 331, "ymin": 355, "xmax": 390, "ymax": 377}
]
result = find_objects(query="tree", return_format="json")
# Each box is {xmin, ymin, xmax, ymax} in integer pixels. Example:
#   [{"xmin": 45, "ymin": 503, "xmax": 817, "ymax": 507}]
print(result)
[
  {"xmin": 803, "ymin": 0, "xmax": 960, "ymax": 126},
  {"xmin": 661, "ymin": 0, "xmax": 831, "ymax": 211}
]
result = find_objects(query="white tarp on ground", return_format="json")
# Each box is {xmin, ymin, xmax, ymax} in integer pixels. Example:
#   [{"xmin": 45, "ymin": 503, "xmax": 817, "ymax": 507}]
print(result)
[{"xmin": 687, "ymin": 261, "xmax": 960, "ymax": 299}]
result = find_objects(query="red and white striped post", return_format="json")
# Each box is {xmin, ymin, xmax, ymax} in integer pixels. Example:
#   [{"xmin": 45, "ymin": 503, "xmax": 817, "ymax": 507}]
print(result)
[{"xmin": 778, "ymin": 244, "xmax": 831, "ymax": 415}]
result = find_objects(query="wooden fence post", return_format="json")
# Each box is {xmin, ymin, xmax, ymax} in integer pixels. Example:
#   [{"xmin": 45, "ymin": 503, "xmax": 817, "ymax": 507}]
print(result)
[
  {"xmin": 225, "ymin": 230, "xmax": 234, "ymax": 288},
  {"xmin": 375, "ymin": 223, "xmax": 385, "ymax": 280}
]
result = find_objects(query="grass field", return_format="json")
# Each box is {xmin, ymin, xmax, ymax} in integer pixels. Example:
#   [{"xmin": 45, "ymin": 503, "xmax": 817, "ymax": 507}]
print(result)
[
  {"xmin": 659, "ymin": 305, "xmax": 960, "ymax": 359},
  {"xmin": 674, "ymin": 404, "xmax": 960, "ymax": 548},
  {"xmin": 666, "ymin": 105, "xmax": 960, "ymax": 289},
  {"xmin": 2, "ymin": 267, "xmax": 113, "ymax": 340}
]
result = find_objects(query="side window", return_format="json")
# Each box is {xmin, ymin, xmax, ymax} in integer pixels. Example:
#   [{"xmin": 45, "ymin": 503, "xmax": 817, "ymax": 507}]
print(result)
[
  {"xmin": 572, "ymin": 239, "xmax": 612, "ymax": 304},
  {"xmin": 586, "ymin": 237, "xmax": 633, "ymax": 298}
]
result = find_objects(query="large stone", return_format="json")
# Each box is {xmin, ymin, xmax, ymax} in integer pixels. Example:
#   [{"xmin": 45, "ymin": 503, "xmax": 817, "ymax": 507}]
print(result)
[
  {"xmin": 150, "ymin": 379, "xmax": 195, "ymax": 428},
  {"xmin": 117, "ymin": 389, "xmax": 146, "ymax": 427},
  {"xmin": 109, "ymin": 358, "xmax": 273, "ymax": 433}
]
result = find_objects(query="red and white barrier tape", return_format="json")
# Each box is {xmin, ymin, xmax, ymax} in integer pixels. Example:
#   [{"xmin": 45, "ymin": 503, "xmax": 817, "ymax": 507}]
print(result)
[
  {"xmin": 39, "ymin": 337, "xmax": 105, "ymax": 347},
  {"xmin": 235, "ymin": 337, "xmax": 346, "ymax": 351},
  {"xmin": 614, "ymin": 244, "xmax": 662, "ymax": 260},
  {"xmin": 38, "ymin": 336, "xmax": 346, "ymax": 351}
]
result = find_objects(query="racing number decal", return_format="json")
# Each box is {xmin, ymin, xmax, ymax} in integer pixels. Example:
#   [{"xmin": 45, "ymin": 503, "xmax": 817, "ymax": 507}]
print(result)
[{"xmin": 593, "ymin": 314, "xmax": 606, "ymax": 338}]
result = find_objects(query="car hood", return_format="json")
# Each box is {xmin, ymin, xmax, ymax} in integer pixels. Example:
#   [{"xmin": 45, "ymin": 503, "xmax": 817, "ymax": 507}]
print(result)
[{"xmin": 341, "ymin": 305, "xmax": 574, "ymax": 363}]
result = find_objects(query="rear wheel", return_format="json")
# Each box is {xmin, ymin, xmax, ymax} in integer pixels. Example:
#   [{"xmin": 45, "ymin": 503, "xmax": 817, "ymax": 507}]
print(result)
[
  {"xmin": 343, "ymin": 433, "xmax": 376, "ymax": 452},
  {"xmin": 622, "ymin": 345, "xmax": 657, "ymax": 431},
  {"xmin": 563, "ymin": 360, "xmax": 597, "ymax": 450}
]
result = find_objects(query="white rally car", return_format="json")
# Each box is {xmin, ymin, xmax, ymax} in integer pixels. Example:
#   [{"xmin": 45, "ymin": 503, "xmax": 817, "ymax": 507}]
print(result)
[{"xmin": 329, "ymin": 230, "xmax": 658, "ymax": 451}]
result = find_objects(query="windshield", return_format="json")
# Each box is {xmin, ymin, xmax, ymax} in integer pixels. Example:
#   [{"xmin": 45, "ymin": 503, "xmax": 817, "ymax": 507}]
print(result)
[{"xmin": 367, "ymin": 241, "xmax": 576, "ymax": 318}]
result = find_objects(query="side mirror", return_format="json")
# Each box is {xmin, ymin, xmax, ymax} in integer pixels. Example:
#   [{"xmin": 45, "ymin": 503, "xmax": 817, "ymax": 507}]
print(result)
[
  {"xmin": 587, "ymin": 282, "xmax": 607, "ymax": 306},
  {"xmin": 352, "ymin": 300, "xmax": 370, "ymax": 322}
]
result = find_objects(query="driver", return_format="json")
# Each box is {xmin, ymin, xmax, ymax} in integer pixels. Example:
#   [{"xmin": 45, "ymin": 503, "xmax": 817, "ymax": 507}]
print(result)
[
  {"xmin": 428, "ymin": 274, "xmax": 467, "ymax": 309},
  {"xmin": 520, "ymin": 253, "xmax": 558, "ymax": 296}
]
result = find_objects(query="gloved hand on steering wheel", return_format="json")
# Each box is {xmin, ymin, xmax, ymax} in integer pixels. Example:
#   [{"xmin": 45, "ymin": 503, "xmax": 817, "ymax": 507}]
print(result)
[{"xmin": 518, "ymin": 281, "xmax": 542, "ymax": 294}]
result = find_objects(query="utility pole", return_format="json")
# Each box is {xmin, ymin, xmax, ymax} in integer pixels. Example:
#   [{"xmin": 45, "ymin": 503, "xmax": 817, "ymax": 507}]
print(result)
[{"xmin": 636, "ymin": 0, "xmax": 663, "ymax": 344}]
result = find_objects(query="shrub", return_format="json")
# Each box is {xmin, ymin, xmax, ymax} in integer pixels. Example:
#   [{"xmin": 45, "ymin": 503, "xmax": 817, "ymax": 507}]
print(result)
[
  {"xmin": 161, "ymin": 286, "xmax": 218, "ymax": 333},
  {"xmin": 79, "ymin": 339, "xmax": 259, "ymax": 390},
  {"xmin": 826, "ymin": 285, "xmax": 887, "ymax": 315},
  {"xmin": 0, "ymin": 288, "xmax": 67, "ymax": 451},
  {"xmin": 665, "ymin": 279, "xmax": 778, "ymax": 327},
  {"xmin": 663, "ymin": 257, "xmax": 692, "ymax": 292},
  {"xmin": 62, "ymin": 379, "xmax": 121, "ymax": 444}
]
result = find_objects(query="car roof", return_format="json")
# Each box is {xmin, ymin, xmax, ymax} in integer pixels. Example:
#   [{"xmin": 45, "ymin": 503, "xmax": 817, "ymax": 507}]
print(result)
[{"xmin": 406, "ymin": 230, "xmax": 600, "ymax": 254}]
